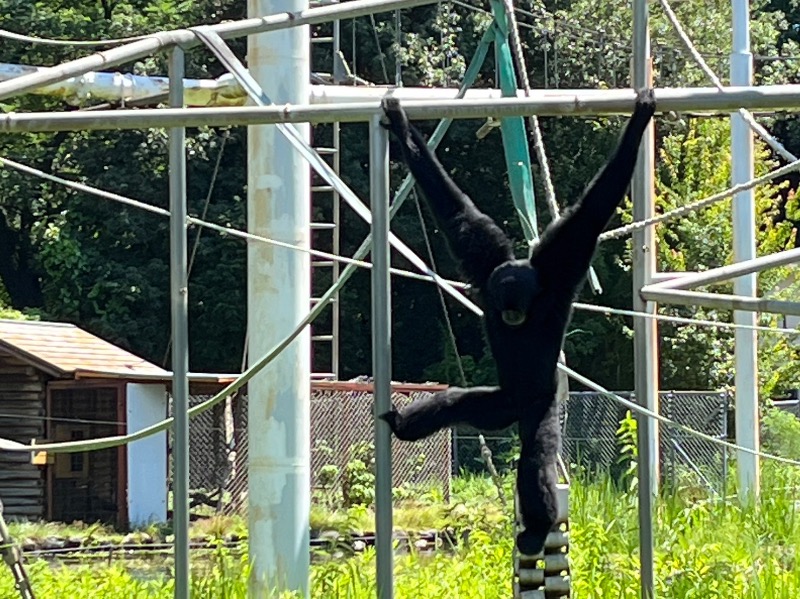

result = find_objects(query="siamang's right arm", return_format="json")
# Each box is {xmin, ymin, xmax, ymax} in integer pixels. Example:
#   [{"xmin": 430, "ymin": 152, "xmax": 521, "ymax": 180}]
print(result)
[{"xmin": 381, "ymin": 97, "xmax": 514, "ymax": 289}]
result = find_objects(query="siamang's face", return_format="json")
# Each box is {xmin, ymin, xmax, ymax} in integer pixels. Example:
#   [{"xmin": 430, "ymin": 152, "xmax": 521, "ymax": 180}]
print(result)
[{"xmin": 487, "ymin": 262, "xmax": 541, "ymax": 327}]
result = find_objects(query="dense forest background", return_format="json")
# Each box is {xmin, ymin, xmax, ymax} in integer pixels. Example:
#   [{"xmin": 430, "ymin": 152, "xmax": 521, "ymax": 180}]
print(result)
[{"xmin": 3, "ymin": 0, "xmax": 800, "ymax": 396}]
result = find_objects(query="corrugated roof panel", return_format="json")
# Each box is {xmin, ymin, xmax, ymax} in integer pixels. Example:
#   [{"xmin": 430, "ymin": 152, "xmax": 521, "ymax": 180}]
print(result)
[{"xmin": 0, "ymin": 319, "xmax": 170, "ymax": 379}]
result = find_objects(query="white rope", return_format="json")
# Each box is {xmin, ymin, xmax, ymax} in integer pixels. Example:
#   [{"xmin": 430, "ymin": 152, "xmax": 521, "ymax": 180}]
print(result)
[
  {"xmin": 656, "ymin": 0, "xmax": 797, "ymax": 163},
  {"xmin": 0, "ymin": 155, "xmax": 469, "ymax": 291},
  {"xmin": 600, "ymin": 157, "xmax": 800, "ymax": 241},
  {"xmin": 573, "ymin": 301, "xmax": 800, "ymax": 337},
  {"xmin": 6, "ymin": 154, "xmax": 799, "ymax": 464}
]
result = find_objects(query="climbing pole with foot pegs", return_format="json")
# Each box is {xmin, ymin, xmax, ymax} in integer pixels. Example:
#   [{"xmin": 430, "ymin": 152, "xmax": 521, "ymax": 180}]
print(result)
[{"xmin": 513, "ymin": 466, "xmax": 571, "ymax": 598}]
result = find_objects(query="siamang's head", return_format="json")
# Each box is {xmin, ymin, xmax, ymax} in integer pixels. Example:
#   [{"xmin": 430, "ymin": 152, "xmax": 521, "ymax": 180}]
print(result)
[{"xmin": 486, "ymin": 261, "xmax": 541, "ymax": 327}]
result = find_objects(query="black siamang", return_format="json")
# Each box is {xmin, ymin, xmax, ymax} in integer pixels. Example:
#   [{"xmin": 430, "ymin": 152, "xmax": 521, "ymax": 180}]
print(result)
[{"xmin": 378, "ymin": 90, "xmax": 656, "ymax": 555}]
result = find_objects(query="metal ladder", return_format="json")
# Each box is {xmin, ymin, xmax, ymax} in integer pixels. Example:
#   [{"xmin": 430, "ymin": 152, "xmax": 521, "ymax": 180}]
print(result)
[{"xmin": 309, "ymin": 0, "xmax": 345, "ymax": 380}]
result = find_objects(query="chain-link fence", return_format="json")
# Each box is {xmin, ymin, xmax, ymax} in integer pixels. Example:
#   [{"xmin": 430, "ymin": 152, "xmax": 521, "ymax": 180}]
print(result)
[
  {"xmin": 170, "ymin": 382, "xmax": 452, "ymax": 514},
  {"xmin": 454, "ymin": 390, "xmax": 730, "ymax": 495},
  {"xmin": 660, "ymin": 391, "xmax": 729, "ymax": 495},
  {"xmin": 185, "ymin": 395, "xmax": 230, "ymax": 491},
  {"xmin": 561, "ymin": 391, "xmax": 628, "ymax": 475},
  {"xmin": 170, "ymin": 387, "xmax": 730, "ymax": 511},
  {"xmin": 307, "ymin": 383, "xmax": 451, "ymax": 493},
  {"xmin": 166, "ymin": 393, "xmax": 236, "ymax": 510}
]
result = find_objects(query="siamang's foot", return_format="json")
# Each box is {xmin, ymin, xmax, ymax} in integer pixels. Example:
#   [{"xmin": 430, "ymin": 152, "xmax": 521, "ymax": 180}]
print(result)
[
  {"xmin": 378, "ymin": 404, "xmax": 433, "ymax": 442},
  {"xmin": 516, "ymin": 529, "xmax": 547, "ymax": 557},
  {"xmin": 633, "ymin": 87, "xmax": 656, "ymax": 119},
  {"xmin": 379, "ymin": 407, "xmax": 401, "ymax": 433},
  {"xmin": 379, "ymin": 409, "xmax": 417, "ymax": 441},
  {"xmin": 379, "ymin": 406, "xmax": 420, "ymax": 441}
]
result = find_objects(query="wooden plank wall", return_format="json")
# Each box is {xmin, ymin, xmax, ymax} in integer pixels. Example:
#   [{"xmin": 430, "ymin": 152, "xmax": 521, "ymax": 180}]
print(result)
[{"xmin": 0, "ymin": 354, "xmax": 46, "ymax": 519}]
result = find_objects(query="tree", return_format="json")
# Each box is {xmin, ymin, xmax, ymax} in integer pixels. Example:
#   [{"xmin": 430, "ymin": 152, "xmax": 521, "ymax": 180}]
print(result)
[
  {"xmin": 631, "ymin": 116, "xmax": 800, "ymax": 395},
  {"xmin": 0, "ymin": 1, "xmax": 247, "ymax": 370},
  {"xmin": 2, "ymin": 0, "xmax": 800, "ymax": 392}
]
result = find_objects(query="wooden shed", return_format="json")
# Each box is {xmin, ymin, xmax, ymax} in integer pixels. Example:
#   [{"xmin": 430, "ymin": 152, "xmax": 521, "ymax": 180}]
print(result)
[{"xmin": 0, "ymin": 319, "xmax": 173, "ymax": 528}]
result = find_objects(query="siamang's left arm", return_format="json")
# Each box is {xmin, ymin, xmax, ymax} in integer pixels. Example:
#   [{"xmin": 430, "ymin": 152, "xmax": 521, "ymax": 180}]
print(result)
[{"xmin": 530, "ymin": 89, "xmax": 656, "ymax": 289}]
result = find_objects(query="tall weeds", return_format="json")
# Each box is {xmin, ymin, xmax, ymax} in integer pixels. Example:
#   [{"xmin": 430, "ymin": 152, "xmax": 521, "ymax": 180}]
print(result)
[{"xmin": 2, "ymin": 468, "xmax": 798, "ymax": 598}]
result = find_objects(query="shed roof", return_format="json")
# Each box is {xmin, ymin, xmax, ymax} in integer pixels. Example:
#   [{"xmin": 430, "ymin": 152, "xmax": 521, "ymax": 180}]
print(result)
[{"xmin": 0, "ymin": 319, "xmax": 170, "ymax": 380}]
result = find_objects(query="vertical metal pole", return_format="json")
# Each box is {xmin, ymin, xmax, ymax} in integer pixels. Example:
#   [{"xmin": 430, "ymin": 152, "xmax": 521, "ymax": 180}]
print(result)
[
  {"xmin": 247, "ymin": 0, "xmax": 311, "ymax": 596},
  {"xmin": 370, "ymin": 115, "xmax": 394, "ymax": 599},
  {"xmin": 731, "ymin": 0, "xmax": 760, "ymax": 501},
  {"xmin": 331, "ymin": 125, "xmax": 341, "ymax": 379},
  {"xmin": 394, "ymin": 9, "xmax": 402, "ymax": 86},
  {"xmin": 632, "ymin": 0, "xmax": 657, "ymax": 597},
  {"xmin": 168, "ymin": 46, "xmax": 190, "ymax": 599},
  {"xmin": 333, "ymin": 14, "xmax": 343, "ymax": 82},
  {"xmin": 721, "ymin": 392, "xmax": 730, "ymax": 501},
  {"xmin": 553, "ymin": 24, "xmax": 559, "ymax": 89},
  {"xmin": 331, "ymin": 12, "xmax": 342, "ymax": 379}
]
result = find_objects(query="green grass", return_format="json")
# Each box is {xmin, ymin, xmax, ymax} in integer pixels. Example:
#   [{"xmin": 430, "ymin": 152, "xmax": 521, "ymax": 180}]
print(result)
[
  {"xmin": 8, "ymin": 520, "xmax": 122, "ymax": 545},
  {"xmin": 2, "ymin": 467, "xmax": 799, "ymax": 598},
  {"xmin": 309, "ymin": 472, "xmax": 507, "ymax": 536},
  {"xmin": 8, "ymin": 514, "xmax": 248, "ymax": 547}
]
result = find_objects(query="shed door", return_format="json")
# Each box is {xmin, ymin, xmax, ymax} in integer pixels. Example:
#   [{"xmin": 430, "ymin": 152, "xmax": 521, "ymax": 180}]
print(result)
[{"xmin": 49, "ymin": 386, "xmax": 122, "ymax": 525}]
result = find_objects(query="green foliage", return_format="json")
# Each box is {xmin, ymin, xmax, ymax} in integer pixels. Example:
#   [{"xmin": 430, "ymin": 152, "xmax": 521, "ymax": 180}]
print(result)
[
  {"xmin": 762, "ymin": 405, "xmax": 800, "ymax": 457},
  {"xmin": 0, "ymin": 306, "xmax": 35, "ymax": 320},
  {"xmin": 619, "ymin": 115, "xmax": 800, "ymax": 394},
  {"xmin": 340, "ymin": 442, "xmax": 376, "ymax": 508},
  {"xmin": 615, "ymin": 410, "xmax": 639, "ymax": 492},
  {"xmin": 0, "ymin": 545, "xmax": 258, "ymax": 599},
  {"xmin": 315, "ymin": 441, "xmax": 445, "ymax": 512},
  {"xmin": 0, "ymin": 1, "xmax": 246, "ymax": 372},
  {"xmin": 318, "ymin": 464, "xmax": 340, "ymax": 490},
  {"xmin": 422, "ymin": 333, "xmax": 499, "ymax": 386}
]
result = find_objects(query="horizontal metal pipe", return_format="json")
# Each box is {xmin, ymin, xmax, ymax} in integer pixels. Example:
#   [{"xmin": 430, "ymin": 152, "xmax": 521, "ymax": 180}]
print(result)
[
  {"xmin": 306, "ymin": 84, "xmax": 800, "ymax": 113},
  {"xmin": 19, "ymin": 64, "xmax": 800, "ymax": 110},
  {"xmin": 0, "ymin": 0, "xmax": 437, "ymax": 101},
  {"xmin": 5, "ymin": 85, "xmax": 800, "ymax": 132},
  {"xmin": 641, "ymin": 287, "xmax": 800, "ymax": 316},
  {"xmin": 309, "ymin": 84, "xmax": 582, "ymax": 103},
  {"xmin": 648, "ymin": 247, "xmax": 800, "ymax": 291},
  {"xmin": 0, "ymin": 64, "xmax": 592, "ymax": 109}
]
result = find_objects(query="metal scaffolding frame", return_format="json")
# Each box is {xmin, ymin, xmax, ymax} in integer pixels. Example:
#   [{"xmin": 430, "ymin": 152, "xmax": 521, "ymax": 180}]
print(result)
[{"xmin": 3, "ymin": 0, "xmax": 800, "ymax": 598}]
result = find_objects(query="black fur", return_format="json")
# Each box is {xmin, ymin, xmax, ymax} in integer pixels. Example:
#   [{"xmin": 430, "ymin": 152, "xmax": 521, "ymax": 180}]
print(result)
[{"xmin": 379, "ymin": 91, "xmax": 656, "ymax": 555}]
